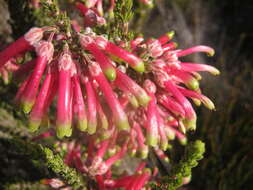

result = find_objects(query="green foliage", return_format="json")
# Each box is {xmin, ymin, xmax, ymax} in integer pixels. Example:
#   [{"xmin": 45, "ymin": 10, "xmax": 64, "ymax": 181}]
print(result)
[
  {"xmin": 0, "ymin": 137, "xmax": 87, "ymax": 189},
  {"xmin": 106, "ymin": 0, "xmax": 135, "ymax": 41},
  {"xmin": 151, "ymin": 140, "xmax": 205, "ymax": 190},
  {"xmin": 39, "ymin": 0, "xmax": 72, "ymax": 35},
  {"xmin": 4, "ymin": 182, "xmax": 49, "ymax": 190},
  {"xmin": 114, "ymin": 0, "xmax": 134, "ymax": 24}
]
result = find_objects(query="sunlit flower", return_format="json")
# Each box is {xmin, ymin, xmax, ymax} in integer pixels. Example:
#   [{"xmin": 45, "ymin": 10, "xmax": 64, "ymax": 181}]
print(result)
[{"xmin": 0, "ymin": 22, "xmax": 219, "ymax": 189}]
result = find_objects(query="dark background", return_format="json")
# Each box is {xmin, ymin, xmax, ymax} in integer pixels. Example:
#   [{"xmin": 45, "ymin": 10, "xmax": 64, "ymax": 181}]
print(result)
[{"xmin": 140, "ymin": 0, "xmax": 253, "ymax": 189}]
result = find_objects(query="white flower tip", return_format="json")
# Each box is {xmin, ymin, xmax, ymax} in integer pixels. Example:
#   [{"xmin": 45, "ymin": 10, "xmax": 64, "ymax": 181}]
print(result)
[
  {"xmin": 25, "ymin": 27, "xmax": 44, "ymax": 46},
  {"xmin": 58, "ymin": 53, "xmax": 73, "ymax": 71},
  {"xmin": 35, "ymin": 41, "xmax": 54, "ymax": 61},
  {"xmin": 79, "ymin": 34, "xmax": 93, "ymax": 47},
  {"xmin": 89, "ymin": 61, "xmax": 102, "ymax": 76}
]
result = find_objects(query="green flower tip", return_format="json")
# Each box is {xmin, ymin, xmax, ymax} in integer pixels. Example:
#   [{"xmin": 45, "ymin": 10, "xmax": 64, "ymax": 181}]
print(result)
[
  {"xmin": 143, "ymin": 168, "xmax": 152, "ymax": 174},
  {"xmin": 114, "ymin": 160, "xmax": 122, "ymax": 167},
  {"xmin": 87, "ymin": 122, "xmax": 97, "ymax": 135},
  {"xmin": 173, "ymin": 42, "xmax": 179, "ymax": 48},
  {"xmin": 167, "ymin": 130, "xmax": 176, "ymax": 140},
  {"xmin": 164, "ymin": 157, "xmax": 170, "ymax": 163},
  {"xmin": 167, "ymin": 144, "xmax": 173, "ymax": 150},
  {"xmin": 56, "ymin": 123, "xmax": 72, "ymax": 139},
  {"xmin": 22, "ymin": 100, "xmax": 34, "ymax": 114},
  {"xmin": 193, "ymin": 98, "xmax": 201, "ymax": 106},
  {"xmin": 108, "ymin": 9, "xmax": 114, "ymax": 19},
  {"xmin": 101, "ymin": 117, "xmax": 109, "ymax": 130},
  {"xmin": 147, "ymin": 135, "xmax": 158, "ymax": 147},
  {"xmin": 28, "ymin": 119, "xmax": 41, "ymax": 132},
  {"xmin": 179, "ymin": 124, "xmax": 186, "ymax": 134},
  {"xmin": 184, "ymin": 117, "xmax": 197, "ymax": 131},
  {"xmin": 130, "ymin": 149, "xmax": 137, "ymax": 157},
  {"xmin": 182, "ymin": 175, "xmax": 192, "ymax": 185},
  {"xmin": 211, "ymin": 68, "xmax": 220, "ymax": 75},
  {"xmin": 128, "ymin": 95, "xmax": 139, "ymax": 108},
  {"xmin": 161, "ymin": 141, "xmax": 169, "ymax": 151},
  {"xmin": 105, "ymin": 68, "xmax": 116, "ymax": 81},
  {"xmin": 77, "ymin": 119, "xmax": 87, "ymax": 132},
  {"xmin": 179, "ymin": 137, "xmax": 187, "ymax": 145},
  {"xmin": 133, "ymin": 61, "xmax": 145, "ymax": 73},
  {"xmin": 167, "ymin": 30, "xmax": 175, "ymax": 40},
  {"xmin": 203, "ymin": 97, "xmax": 215, "ymax": 110},
  {"xmin": 140, "ymin": 147, "xmax": 149, "ymax": 159},
  {"xmin": 99, "ymin": 130, "xmax": 111, "ymax": 140},
  {"xmin": 186, "ymin": 78, "xmax": 199, "ymax": 90},
  {"xmin": 116, "ymin": 118, "xmax": 130, "ymax": 131},
  {"xmin": 138, "ymin": 93, "xmax": 151, "ymax": 107},
  {"xmin": 207, "ymin": 49, "xmax": 215, "ymax": 57},
  {"xmin": 3, "ymin": 78, "xmax": 9, "ymax": 85}
]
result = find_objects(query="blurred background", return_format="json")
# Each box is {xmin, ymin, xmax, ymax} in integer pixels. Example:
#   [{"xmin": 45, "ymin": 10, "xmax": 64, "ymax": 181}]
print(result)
[
  {"xmin": 0, "ymin": 0, "xmax": 253, "ymax": 189},
  {"xmin": 139, "ymin": 0, "xmax": 253, "ymax": 189}
]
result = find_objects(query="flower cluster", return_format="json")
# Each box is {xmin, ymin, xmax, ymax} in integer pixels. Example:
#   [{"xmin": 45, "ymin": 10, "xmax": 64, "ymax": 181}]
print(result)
[
  {"xmin": 0, "ymin": 18, "xmax": 218, "ymax": 188},
  {"xmin": 0, "ymin": 1, "xmax": 219, "ymax": 189}
]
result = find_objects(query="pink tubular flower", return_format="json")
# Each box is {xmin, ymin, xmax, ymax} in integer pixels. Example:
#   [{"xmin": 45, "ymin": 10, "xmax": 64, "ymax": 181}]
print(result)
[
  {"xmin": 89, "ymin": 62, "xmax": 130, "ymax": 131},
  {"xmin": 144, "ymin": 80, "xmax": 159, "ymax": 147},
  {"xmin": 81, "ymin": 75, "xmax": 97, "ymax": 135},
  {"xmin": 0, "ymin": 27, "xmax": 52, "ymax": 68},
  {"xmin": 164, "ymin": 80, "xmax": 196, "ymax": 121},
  {"xmin": 82, "ymin": 41, "xmax": 116, "ymax": 81},
  {"xmin": 94, "ymin": 36, "xmax": 145, "ymax": 73},
  {"xmin": 158, "ymin": 31, "xmax": 175, "ymax": 45},
  {"xmin": 130, "ymin": 169, "xmax": 151, "ymax": 190},
  {"xmin": 114, "ymin": 70, "xmax": 150, "ymax": 106},
  {"xmin": 133, "ymin": 122, "xmax": 149, "ymax": 158},
  {"xmin": 56, "ymin": 48, "xmax": 73, "ymax": 138},
  {"xmin": 94, "ymin": 89, "xmax": 109, "ymax": 131},
  {"xmin": 180, "ymin": 62, "xmax": 220, "ymax": 75},
  {"xmin": 72, "ymin": 73, "xmax": 88, "ymax": 132},
  {"xmin": 130, "ymin": 36, "xmax": 144, "ymax": 51},
  {"xmin": 28, "ymin": 67, "xmax": 54, "ymax": 132},
  {"xmin": 176, "ymin": 45, "xmax": 215, "ymax": 57},
  {"xmin": 20, "ymin": 40, "xmax": 54, "ymax": 113},
  {"xmin": 75, "ymin": 2, "xmax": 106, "ymax": 27}
]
